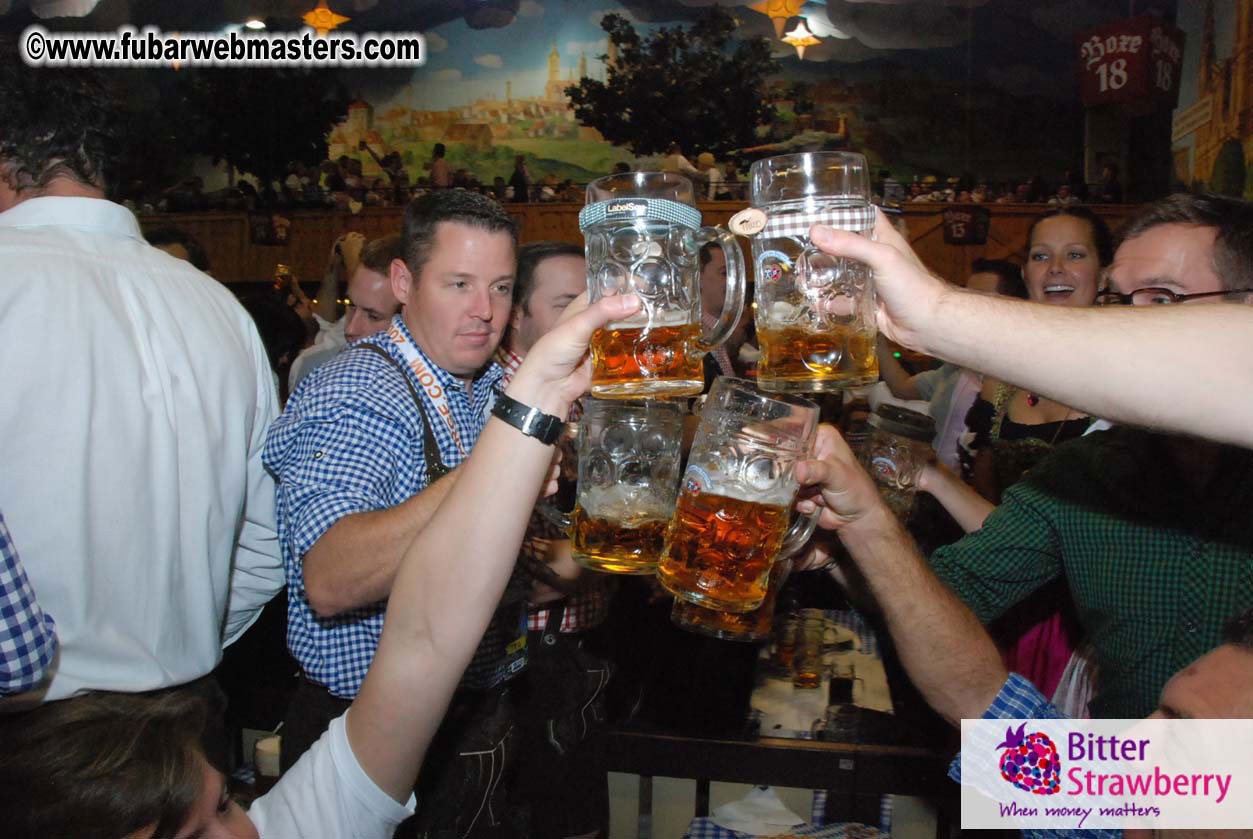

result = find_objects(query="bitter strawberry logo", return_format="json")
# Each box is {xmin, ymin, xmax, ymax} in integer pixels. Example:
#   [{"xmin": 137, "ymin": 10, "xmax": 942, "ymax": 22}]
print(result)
[{"xmin": 996, "ymin": 723, "xmax": 1061, "ymax": 795}]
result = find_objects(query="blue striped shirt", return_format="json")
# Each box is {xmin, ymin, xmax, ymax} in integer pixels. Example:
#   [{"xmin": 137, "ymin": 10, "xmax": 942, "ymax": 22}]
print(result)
[
  {"xmin": 0, "ymin": 510, "xmax": 58, "ymax": 695},
  {"xmin": 950, "ymin": 674, "xmax": 1118, "ymax": 839},
  {"xmin": 264, "ymin": 317, "xmax": 504, "ymax": 698}
]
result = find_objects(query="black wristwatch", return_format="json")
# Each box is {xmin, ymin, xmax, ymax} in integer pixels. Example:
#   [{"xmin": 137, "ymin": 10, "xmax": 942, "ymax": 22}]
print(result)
[{"xmin": 491, "ymin": 390, "xmax": 564, "ymax": 445}]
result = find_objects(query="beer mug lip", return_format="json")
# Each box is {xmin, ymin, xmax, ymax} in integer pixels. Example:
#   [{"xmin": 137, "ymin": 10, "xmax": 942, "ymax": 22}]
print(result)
[
  {"xmin": 703, "ymin": 376, "xmax": 819, "ymax": 449},
  {"xmin": 749, "ymin": 151, "xmax": 871, "ymax": 207},
  {"xmin": 587, "ymin": 171, "xmax": 696, "ymax": 206},
  {"xmin": 868, "ymin": 404, "xmax": 935, "ymax": 441},
  {"xmin": 582, "ymin": 396, "xmax": 686, "ymax": 423}
]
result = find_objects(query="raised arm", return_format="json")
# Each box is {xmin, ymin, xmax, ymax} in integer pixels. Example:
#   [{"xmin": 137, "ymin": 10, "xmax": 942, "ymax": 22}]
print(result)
[
  {"xmin": 794, "ymin": 426, "xmax": 1007, "ymax": 725},
  {"xmin": 875, "ymin": 335, "xmax": 922, "ymax": 401},
  {"xmin": 346, "ymin": 292, "xmax": 642, "ymax": 802},
  {"xmin": 917, "ymin": 460, "xmax": 994, "ymax": 533},
  {"xmin": 299, "ymin": 468, "xmax": 459, "ymax": 617},
  {"xmin": 811, "ymin": 219, "xmax": 1253, "ymax": 449}
]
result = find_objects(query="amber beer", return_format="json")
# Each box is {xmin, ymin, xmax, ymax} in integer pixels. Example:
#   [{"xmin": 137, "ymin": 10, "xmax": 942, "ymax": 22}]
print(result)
[
  {"xmin": 570, "ymin": 503, "xmax": 668, "ymax": 574},
  {"xmin": 590, "ymin": 320, "xmax": 703, "ymax": 398},
  {"xmin": 658, "ymin": 491, "xmax": 790, "ymax": 612},
  {"xmin": 671, "ymin": 558, "xmax": 789, "ymax": 641},
  {"xmin": 757, "ymin": 323, "xmax": 878, "ymax": 392}
]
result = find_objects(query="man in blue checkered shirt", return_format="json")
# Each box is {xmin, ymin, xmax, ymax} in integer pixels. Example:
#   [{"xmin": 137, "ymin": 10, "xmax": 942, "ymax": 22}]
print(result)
[
  {"xmin": 796, "ymin": 427, "xmax": 1253, "ymax": 839},
  {"xmin": 264, "ymin": 191, "xmax": 526, "ymax": 836},
  {"xmin": 0, "ymin": 509, "xmax": 57, "ymax": 698}
]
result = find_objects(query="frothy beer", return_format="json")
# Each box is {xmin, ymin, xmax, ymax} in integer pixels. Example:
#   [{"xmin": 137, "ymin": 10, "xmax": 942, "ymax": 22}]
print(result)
[
  {"xmin": 571, "ymin": 503, "xmax": 668, "ymax": 574},
  {"xmin": 590, "ymin": 309, "xmax": 702, "ymax": 398},
  {"xmin": 757, "ymin": 322, "xmax": 878, "ymax": 393},
  {"xmin": 658, "ymin": 489, "xmax": 790, "ymax": 613}
]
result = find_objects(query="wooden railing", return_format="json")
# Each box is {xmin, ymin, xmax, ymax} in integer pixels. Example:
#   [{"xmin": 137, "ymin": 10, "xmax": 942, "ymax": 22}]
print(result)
[{"xmin": 140, "ymin": 202, "xmax": 1142, "ymax": 289}]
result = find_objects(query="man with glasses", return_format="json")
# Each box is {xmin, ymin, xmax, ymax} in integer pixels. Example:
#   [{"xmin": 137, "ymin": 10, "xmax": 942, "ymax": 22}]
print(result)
[
  {"xmin": 824, "ymin": 193, "xmax": 1253, "ymax": 719},
  {"xmin": 808, "ymin": 194, "xmax": 1253, "ymax": 448}
]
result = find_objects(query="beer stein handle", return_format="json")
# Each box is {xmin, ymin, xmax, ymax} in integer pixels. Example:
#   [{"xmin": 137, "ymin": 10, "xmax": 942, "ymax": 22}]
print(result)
[
  {"xmin": 536, "ymin": 421, "xmax": 579, "ymax": 533},
  {"xmin": 536, "ymin": 499, "xmax": 571, "ymax": 532},
  {"xmin": 693, "ymin": 225, "xmax": 746, "ymax": 354},
  {"xmin": 778, "ymin": 505, "xmax": 820, "ymax": 559}
]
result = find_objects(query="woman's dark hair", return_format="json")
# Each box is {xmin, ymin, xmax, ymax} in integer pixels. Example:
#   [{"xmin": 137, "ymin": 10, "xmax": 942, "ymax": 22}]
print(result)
[
  {"xmin": 0, "ymin": 690, "xmax": 210, "ymax": 839},
  {"xmin": 1026, "ymin": 206, "xmax": 1115, "ymax": 267},
  {"xmin": 970, "ymin": 258, "xmax": 1027, "ymax": 299},
  {"xmin": 698, "ymin": 240, "xmax": 720, "ymax": 271}
]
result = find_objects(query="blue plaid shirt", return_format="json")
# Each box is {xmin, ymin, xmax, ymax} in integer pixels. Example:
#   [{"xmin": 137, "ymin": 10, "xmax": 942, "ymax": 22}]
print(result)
[
  {"xmin": 950, "ymin": 674, "xmax": 1117, "ymax": 839},
  {"xmin": 264, "ymin": 317, "xmax": 505, "ymax": 698},
  {"xmin": 0, "ymin": 510, "xmax": 58, "ymax": 696}
]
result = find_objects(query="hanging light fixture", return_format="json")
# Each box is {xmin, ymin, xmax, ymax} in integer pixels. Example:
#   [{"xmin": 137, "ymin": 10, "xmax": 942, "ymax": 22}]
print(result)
[
  {"xmin": 782, "ymin": 20, "xmax": 820, "ymax": 60},
  {"xmin": 303, "ymin": 0, "xmax": 349, "ymax": 36},
  {"xmin": 748, "ymin": 0, "xmax": 805, "ymax": 39}
]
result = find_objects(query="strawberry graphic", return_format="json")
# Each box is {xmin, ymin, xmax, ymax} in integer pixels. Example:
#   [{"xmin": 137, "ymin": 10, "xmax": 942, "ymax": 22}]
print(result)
[{"xmin": 995, "ymin": 723, "xmax": 1061, "ymax": 795}]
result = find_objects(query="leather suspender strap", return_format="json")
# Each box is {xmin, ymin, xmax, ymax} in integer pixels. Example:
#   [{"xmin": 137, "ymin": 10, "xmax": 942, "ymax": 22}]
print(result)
[{"xmin": 354, "ymin": 343, "xmax": 451, "ymax": 482}]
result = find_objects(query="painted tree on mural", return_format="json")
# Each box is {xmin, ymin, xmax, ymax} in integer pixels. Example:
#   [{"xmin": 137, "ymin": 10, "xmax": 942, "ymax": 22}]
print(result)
[
  {"xmin": 566, "ymin": 9, "xmax": 778, "ymax": 158},
  {"xmin": 177, "ymin": 68, "xmax": 349, "ymax": 186}
]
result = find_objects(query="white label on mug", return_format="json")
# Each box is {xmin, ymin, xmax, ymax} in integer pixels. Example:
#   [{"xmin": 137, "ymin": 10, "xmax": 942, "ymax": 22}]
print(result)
[{"xmin": 728, "ymin": 208, "xmax": 768, "ymax": 236}]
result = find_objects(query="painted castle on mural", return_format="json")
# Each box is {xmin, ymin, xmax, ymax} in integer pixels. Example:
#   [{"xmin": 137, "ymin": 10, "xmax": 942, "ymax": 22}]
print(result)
[
  {"xmin": 328, "ymin": 41, "xmax": 618, "ymax": 184},
  {"xmin": 1173, "ymin": 0, "xmax": 1253, "ymax": 195}
]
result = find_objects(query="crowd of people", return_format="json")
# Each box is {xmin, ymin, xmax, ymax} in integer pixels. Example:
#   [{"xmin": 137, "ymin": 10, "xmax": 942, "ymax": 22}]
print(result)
[
  {"xmin": 882, "ymin": 163, "xmax": 1125, "ymax": 206},
  {"xmin": 4, "ymin": 59, "xmax": 1253, "ymax": 839}
]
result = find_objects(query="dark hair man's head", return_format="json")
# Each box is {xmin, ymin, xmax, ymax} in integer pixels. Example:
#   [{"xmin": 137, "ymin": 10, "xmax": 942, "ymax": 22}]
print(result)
[
  {"xmin": 969, "ymin": 258, "xmax": 1026, "ymax": 299},
  {"xmin": 1117, "ymin": 193, "xmax": 1253, "ymax": 294},
  {"xmin": 346, "ymin": 233, "xmax": 404, "ymax": 343},
  {"xmin": 391, "ymin": 191, "xmax": 518, "ymax": 378},
  {"xmin": 507, "ymin": 241, "xmax": 585, "ymax": 355},
  {"xmin": 0, "ymin": 58, "xmax": 119, "ymax": 208},
  {"xmin": 145, "ymin": 226, "xmax": 211, "ymax": 273},
  {"xmin": 433, "ymin": 143, "xmax": 446, "ymax": 158}
]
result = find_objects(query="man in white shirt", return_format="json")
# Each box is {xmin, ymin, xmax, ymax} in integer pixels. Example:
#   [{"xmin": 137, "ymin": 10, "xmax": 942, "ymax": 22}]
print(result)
[{"xmin": 0, "ymin": 64, "xmax": 283, "ymax": 701}]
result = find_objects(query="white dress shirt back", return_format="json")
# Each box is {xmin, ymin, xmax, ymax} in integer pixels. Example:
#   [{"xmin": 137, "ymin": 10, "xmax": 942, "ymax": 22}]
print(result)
[{"xmin": 0, "ymin": 196, "xmax": 283, "ymax": 700}]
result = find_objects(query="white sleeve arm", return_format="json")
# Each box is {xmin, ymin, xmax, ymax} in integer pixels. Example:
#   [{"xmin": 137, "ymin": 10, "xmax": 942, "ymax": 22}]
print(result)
[{"xmin": 223, "ymin": 326, "xmax": 285, "ymax": 646}]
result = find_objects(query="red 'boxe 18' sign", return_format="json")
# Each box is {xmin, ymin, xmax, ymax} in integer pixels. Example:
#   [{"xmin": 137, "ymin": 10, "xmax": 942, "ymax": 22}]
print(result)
[{"xmin": 1077, "ymin": 15, "xmax": 1184, "ymax": 110}]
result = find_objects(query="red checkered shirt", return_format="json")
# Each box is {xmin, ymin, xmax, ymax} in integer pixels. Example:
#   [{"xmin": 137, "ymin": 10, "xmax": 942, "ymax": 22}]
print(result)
[{"xmin": 495, "ymin": 346, "xmax": 609, "ymax": 634}]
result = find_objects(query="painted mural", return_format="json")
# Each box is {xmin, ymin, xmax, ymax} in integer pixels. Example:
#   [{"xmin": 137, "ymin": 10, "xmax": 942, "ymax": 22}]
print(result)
[
  {"xmin": 1172, "ymin": 0, "xmax": 1253, "ymax": 196},
  {"xmin": 327, "ymin": 0, "xmax": 1174, "ymax": 190}
]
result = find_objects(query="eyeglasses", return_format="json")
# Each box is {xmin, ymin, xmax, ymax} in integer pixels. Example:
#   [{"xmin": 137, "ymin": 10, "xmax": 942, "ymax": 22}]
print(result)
[{"xmin": 1096, "ymin": 287, "xmax": 1252, "ymax": 306}]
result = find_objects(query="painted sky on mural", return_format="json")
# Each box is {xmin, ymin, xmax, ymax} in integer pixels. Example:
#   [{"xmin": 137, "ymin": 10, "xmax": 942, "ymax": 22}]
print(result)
[
  {"xmin": 342, "ymin": 0, "xmax": 1175, "ymax": 109},
  {"xmin": 365, "ymin": 1, "xmax": 620, "ymax": 110}
]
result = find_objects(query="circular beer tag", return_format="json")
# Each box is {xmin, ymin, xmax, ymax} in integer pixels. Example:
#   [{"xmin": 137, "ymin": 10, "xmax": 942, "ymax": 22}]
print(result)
[{"xmin": 728, "ymin": 208, "xmax": 767, "ymax": 237}]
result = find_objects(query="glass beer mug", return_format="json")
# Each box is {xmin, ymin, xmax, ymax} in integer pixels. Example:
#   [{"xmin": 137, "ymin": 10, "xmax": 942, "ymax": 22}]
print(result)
[
  {"xmin": 657, "ymin": 377, "xmax": 819, "ymax": 612},
  {"xmin": 746, "ymin": 152, "xmax": 879, "ymax": 393},
  {"xmin": 859, "ymin": 403, "xmax": 935, "ymax": 518},
  {"xmin": 670, "ymin": 557, "xmax": 792, "ymax": 642},
  {"xmin": 543, "ymin": 398, "xmax": 684, "ymax": 574},
  {"xmin": 580, "ymin": 172, "xmax": 746, "ymax": 398}
]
